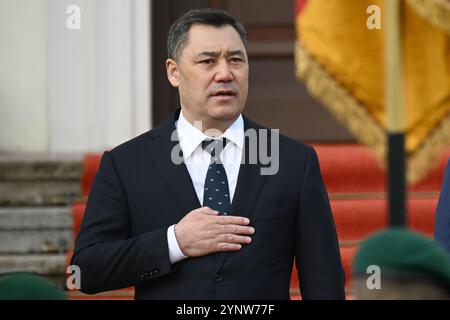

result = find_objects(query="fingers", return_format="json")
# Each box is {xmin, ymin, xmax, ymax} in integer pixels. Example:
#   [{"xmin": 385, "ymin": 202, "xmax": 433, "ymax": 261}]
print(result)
[
  {"xmin": 220, "ymin": 224, "xmax": 255, "ymax": 236},
  {"xmin": 217, "ymin": 234, "xmax": 252, "ymax": 244},
  {"xmin": 215, "ymin": 243, "xmax": 242, "ymax": 252},
  {"xmin": 199, "ymin": 208, "xmax": 250, "ymax": 227},
  {"xmin": 216, "ymin": 215, "xmax": 250, "ymax": 226},
  {"xmin": 212, "ymin": 231, "xmax": 253, "ymax": 254}
]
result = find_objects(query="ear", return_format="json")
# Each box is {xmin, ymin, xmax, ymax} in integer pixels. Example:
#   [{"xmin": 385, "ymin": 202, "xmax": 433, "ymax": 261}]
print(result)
[{"xmin": 166, "ymin": 59, "xmax": 180, "ymax": 88}]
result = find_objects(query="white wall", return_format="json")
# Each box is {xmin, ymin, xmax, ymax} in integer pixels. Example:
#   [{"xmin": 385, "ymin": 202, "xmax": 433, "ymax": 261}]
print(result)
[
  {"xmin": 48, "ymin": 0, "xmax": 151, "ymax": 153},
  {"xmin": 0, "ymin": 0, "xmax": 152, "ymax": 154},
  {"xmin": 0, "ymin": 0, "xmax": 49, "ymax": 153}
]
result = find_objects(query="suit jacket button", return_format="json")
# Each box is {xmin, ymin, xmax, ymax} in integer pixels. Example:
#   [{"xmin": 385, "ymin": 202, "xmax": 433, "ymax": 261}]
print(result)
[
  {"xmin": 214, "ymin": 274, "xmax": 223, "ymax": 282},
  {"xmin": 153, "ymin": 269, "xmax": 159, "ymax": 275}
]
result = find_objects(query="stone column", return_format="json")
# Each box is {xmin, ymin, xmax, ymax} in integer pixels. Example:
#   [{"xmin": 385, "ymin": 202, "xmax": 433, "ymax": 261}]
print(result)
[
  {"xmin": 0, "ymin": 0, "xmax": 49, "ymax": 153},
  {"xmin": 48, "ymin": 0, "xmax": 152, "ymax": 153}
]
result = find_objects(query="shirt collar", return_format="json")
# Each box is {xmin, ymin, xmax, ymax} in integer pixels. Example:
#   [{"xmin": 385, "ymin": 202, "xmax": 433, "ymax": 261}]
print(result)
[{"xmin": 176, "ymin": 109, "xmax": 244, "ymax": 159}]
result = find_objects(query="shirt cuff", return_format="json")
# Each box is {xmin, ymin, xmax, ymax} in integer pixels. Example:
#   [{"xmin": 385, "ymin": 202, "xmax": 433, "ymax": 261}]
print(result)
[{"xmin": 167, "ymin": 224, "xmax": 188, "ymax": 264}]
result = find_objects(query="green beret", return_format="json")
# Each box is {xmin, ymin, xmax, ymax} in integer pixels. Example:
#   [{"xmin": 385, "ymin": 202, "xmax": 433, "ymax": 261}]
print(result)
[
  {"xmin": 353, "ymin": 228, "xmax": 450, "ymax": 287},
  {"xmin": 0, "ymin": 273, "xmax": 66, "ymax": 300}
]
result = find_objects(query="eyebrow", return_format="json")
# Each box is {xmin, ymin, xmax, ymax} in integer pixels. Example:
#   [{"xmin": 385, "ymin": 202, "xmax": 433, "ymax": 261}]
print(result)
[{"xmin": 196, "ymin": 50, "xmax": 245, "ymax": 58}]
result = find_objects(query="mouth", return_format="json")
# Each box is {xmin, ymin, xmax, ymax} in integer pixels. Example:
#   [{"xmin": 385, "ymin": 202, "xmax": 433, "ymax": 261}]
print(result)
[{"xmin": 210, "ymin": 90, "xmax": 237, "ymax": 98}]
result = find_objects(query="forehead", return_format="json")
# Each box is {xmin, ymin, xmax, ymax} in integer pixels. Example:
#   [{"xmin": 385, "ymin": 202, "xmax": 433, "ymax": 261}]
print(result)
[{"xmin": 183, "ymin": 24, "xmax": 246, "ymax": 56}]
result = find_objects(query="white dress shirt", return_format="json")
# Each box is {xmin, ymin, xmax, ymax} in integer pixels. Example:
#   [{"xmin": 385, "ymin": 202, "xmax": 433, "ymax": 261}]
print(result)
[{"xmin": 167, "ymin": 110, "xmax": 244, "ymax": 264}]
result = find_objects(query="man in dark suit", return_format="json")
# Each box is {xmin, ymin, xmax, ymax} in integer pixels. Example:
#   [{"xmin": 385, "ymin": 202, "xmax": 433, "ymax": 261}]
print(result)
[
  {"xmin": 435, "ymin": 159, "xmax": 450, "ymax": 253},
  {"xmin": 72, "ymin": 8, "xmax": 345, "ymax": 300}
]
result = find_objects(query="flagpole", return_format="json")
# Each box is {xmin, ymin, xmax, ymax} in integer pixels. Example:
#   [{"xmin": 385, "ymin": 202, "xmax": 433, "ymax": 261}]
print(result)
[{"xmin": 385, "ymin": 0, "xmax": 406, "ymax": 226}]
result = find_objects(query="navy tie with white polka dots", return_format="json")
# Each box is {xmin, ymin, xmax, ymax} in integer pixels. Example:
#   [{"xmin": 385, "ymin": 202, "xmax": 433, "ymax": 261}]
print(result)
[{"xmin": 202, "ymin": 138, "xmax": 230, "ymax": 215}]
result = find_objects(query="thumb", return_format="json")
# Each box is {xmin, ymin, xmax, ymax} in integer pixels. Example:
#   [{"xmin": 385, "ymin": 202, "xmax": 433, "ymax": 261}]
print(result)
[{"xmin": 202, "ymin": 207, "xmax": 219, "ymax": 215}]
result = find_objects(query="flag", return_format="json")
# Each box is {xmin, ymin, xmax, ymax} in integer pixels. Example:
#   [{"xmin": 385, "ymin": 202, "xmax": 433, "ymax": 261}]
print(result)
[{"xmin": 295, "ymin": 0, "xmax": 450, "ymax": 184}]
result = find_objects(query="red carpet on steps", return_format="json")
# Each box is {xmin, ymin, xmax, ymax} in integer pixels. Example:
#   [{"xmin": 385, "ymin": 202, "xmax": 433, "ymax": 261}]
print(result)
[
  {"xmin": 69, "ymin": 144, "xmax": 448, "ymax": 299},
  {"xmin": 314, "ymin": 144, "xmax": 450, "ymax": 193},
  {"xmin": 81, "ymin": 154, "xmax": 102, "ymax": 197},
  {"xmin": 332, "ymin": 198, "xmax": 436, "ymax": 241}
]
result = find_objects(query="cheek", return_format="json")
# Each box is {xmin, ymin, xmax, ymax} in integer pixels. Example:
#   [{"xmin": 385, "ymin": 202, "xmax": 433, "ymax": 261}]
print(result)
[
  {"xmin": 183, "ymin": 74, "xmax": 210, "ymax": 94},
  {"xmin": 181, "ymin": 85, "xmax": 210, "ymax": 108},
  {"xmin": 238, "ymin": 75, "xmax": 249, "ymax": 95},
  {"xmin": 180, "ymin": 78, "xmax": 205, "ymax": 97},
  {"xmin": 236, "ymin": 69, "xmax": 249, "ymax": 87}
]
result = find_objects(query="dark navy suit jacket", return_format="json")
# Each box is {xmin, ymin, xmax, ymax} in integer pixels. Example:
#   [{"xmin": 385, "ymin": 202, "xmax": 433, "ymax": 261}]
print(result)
[
  {"xmin": 72, "ymin": 109, "xmax": 345, "ymax": 299},
  {"xmin": 435, "ymin": 158, "xmax": 450, "ymax": 253}
]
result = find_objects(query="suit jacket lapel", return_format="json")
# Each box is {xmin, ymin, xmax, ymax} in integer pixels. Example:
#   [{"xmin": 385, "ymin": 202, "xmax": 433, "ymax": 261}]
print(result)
[{"xmin": 147, "ymin": 109, "xmax": 201, "ymax": 220}]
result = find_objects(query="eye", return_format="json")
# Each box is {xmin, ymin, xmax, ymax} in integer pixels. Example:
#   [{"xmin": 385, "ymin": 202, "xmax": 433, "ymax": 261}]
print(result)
[
  {"xmin": 199, "ymin": 59, "xmax": 214, "ymax": 65},
  {"xmin": 230, "ymin": 57, "xmax": 244, "ymax": 63}
]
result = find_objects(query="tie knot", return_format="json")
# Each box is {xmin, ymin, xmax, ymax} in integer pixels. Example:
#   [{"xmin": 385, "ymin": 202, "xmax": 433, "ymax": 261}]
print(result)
[{"xmin": 202, "ymin": 138, "xmax": 227, "ymax": 158}]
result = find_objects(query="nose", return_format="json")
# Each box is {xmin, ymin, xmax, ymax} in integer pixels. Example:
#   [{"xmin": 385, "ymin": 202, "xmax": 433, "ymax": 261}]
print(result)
[{"xmin": 214, "ymin": 60, "xmax": 233, "ymax": 82}]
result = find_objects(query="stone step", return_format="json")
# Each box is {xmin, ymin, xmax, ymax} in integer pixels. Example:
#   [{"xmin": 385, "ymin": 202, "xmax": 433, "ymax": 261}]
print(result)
[
  {"xmin": 0, "ymin": 254, "xmax": 67, "ymax": 275},
  {"xmin": 0, "ymin": 207, "xmax": 72, "ymax": 230},
  {"xmin": 0, "ymin": 181, "xmax": 80, "ymax": 206},
  {"xmin": 0, "ymin": 154, "xmax": 82, "ymax": 206},
  {"xmin": 0, "ymin": 154, "xmax": 82, "ymax": 181},
  {"xmin": 0, "ymin": 230, "xmax": 73, "ymax": 254},
  {"xmin": 0, "ymin": 207, "xmax": 73, "ymax": 254}
]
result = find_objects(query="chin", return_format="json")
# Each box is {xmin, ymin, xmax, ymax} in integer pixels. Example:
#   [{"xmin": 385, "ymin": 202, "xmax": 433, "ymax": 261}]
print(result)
[{"xmin": 209, "ymin": 104, "xmax": 242, "ymax": 121}]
